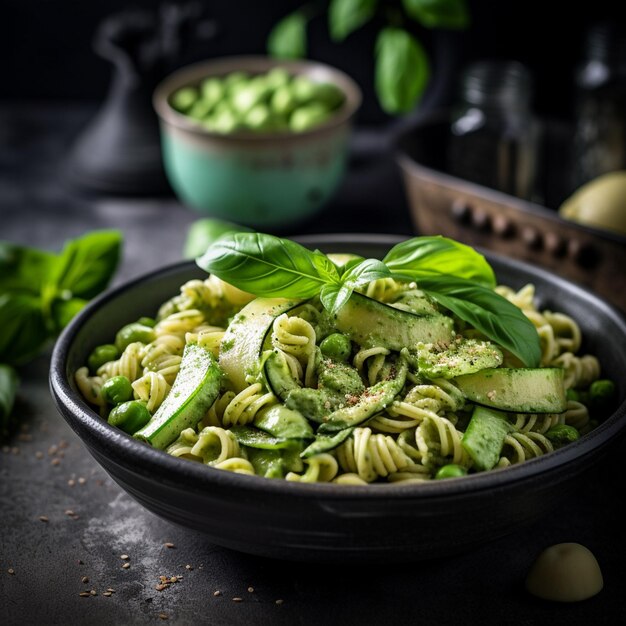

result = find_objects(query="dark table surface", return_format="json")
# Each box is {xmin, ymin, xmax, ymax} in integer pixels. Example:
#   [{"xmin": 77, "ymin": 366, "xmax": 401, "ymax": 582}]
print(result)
[{"xmin": 1, "ymin": 102, "xmax": 625, "ymax": 626}]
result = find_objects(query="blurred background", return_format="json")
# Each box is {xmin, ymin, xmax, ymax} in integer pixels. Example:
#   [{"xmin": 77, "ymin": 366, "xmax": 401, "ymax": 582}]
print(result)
[
  {"xmin": 1, "ymin": 0, "xmax": 620, "ymax": 120},
  {"xmin": 1, "ymin": 0, "xmax": 624, "ymax": 308}
]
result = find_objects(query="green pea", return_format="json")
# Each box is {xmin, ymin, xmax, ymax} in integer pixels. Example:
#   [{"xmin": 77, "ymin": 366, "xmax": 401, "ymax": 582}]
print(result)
[
  {"xmin": 270, "ymin": 85, "xmax": 298, "ymax": 117},
  {"xmin": 224, "ymin": 71, "xmax": 250, "ymax": 94},
  {"xmin": 107, "ymin": 400, "xmax": 152, "ymax": 435},
  {"xmin": 115, "ymin": 323, "xmax": 156, "ymax": 353},
  {"xmin": 137, "ymin": 317, "xmax": 156, "ymax": 328},
  {"xmin": 589, "ymin": 379, "xmax": 616, "ymax": 413},
  {"xmin": 320, "ymin": 333, "xmax": 352, "ymax": 362},
  {"xmin": 200, "ymin": 77, "xmax": 224, "ymax": 105},
  {"xmin": 101, "ymin": 375, "xmax": 133, "ymax": 405},
  {"xmin": 435, "ymin": 464, "xmax": 468, "ymax": 479},
  {"xmin": 212, "ymin": 108, "xmax": 241, "ymax": 134},
  {"xmin": 311, "ymin": 82, "xmax": 345, "ymax": 110},
  {"xmin": 290, "ymin": 103, "xmax": 332, "ymax": 132},
  {"xmin": 291, "ymin": 75, "xmax": 316, "ymax": 104},
  {"xmin": 231, "ymin": 85, "xmax": 262, "ymax": 114},
  {"xmin": 265, "ymin": 67, "xmax": 290, "ymax": 90},
  {"xmin": 87, "ymin": 344, "xmax": 119, "ymax": 373},
  {"xmin": 243, "ymin": 104, "xmax": 273, "ymax": 131},
  {"xmin": 170, "ymin": 87, "xmax": 198, "ymax": 113},
  {"xmin": 187, "ymin": 98, "xmax": 214, "ymax": 121},
  {"xmin": 546, "ymin": 424, "xmax": 580, "ymax": 446}
]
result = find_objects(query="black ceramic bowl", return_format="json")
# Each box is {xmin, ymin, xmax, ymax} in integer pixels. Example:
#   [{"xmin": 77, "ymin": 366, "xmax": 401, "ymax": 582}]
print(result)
[{"xmin": 50, "ymin": 234, "xmax": 626, "ymax": 563}]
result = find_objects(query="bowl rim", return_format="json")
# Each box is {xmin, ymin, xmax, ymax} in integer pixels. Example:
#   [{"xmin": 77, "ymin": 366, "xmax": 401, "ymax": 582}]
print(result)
[
  {"xmin": 153, "ymin": 55, "xmax": 362, "ymax": 142},
  {"xmin": 50, "ymin": 233, "xmax": 626, "ymax": 500}
]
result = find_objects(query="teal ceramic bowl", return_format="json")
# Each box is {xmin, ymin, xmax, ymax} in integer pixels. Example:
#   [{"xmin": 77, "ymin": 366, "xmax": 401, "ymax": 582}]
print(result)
[{"xmin": 153, "ymin": 56, "xmax": 362, "ymax": 228}]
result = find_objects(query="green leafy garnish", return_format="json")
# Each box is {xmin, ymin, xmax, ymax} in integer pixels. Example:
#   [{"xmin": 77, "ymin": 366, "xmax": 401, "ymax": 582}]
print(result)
[
  {"xmin": 383, "ymin": 236, "xmax": 496, "ymax": 287},
  {"xmin": 196, "ymin": 232, "xmax": 390, "ymax": 314},
  {"xmin": 0, "ymin": 231, "xmax": 122, "ymax": 441},
  {"xmin": 402, "ymin": 0, "xmax": 469, "ymax": 29},
  {"xmin": 411, "ymin": 275, "xmax": 541, "ymax": 368},
  {"xmin": 375, "ymin": 28, "xmax": 430, "ymax": 114},
  {"xmin": 267, "ymin": 0, "xmax": 469, "ymax": 115},
  {"xmin": 196, "ymin": 231, "xmax": 541, "ymax": 367},
  {"xmin": 267, "ymin": 10, "xmax": 308, "ymax": 59},
  {"xmin": 329, "ymin": 0, "xmax": 378, "ymax": 42}
]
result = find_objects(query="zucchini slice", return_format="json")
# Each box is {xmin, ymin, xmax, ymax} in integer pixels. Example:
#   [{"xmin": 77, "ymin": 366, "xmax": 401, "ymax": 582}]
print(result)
[
  {"xmin": 134, "ymin": 343, "xmax": 221, "ymax": 449},
  {"xmin": 454, "ymin": 367, "xmax": 567, "ymax": 413}
]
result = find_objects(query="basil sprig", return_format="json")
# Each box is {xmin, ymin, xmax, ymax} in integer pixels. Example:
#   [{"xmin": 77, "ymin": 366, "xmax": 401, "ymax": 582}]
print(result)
[
  {"xmin": 0, "ymin": 230, "xmax": 122, "ymax": 366},
  {"xmin": 197, "ymin": 232, "xmax": 391, "ymax": 315},
  {"xmin": 196, "ymin": 231, "xmax": 540, "ymax": 367}
]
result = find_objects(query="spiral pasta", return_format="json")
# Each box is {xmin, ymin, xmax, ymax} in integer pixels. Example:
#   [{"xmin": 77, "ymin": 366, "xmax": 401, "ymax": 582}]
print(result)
[
  {"xmin": 76, "ymin": 255, "xmax": 609, "ymax": 485},
  {"xmin": 132, "ymin": 371, "xmax": 171, "ymax": 413},
  {"xmin": 335, "ymin": 427, "xmax": 415, "ymax": 483},
  {"xmin": 271, "ymin": 313, "xmax": 317, "ymax": 388},
  {"xmin": 222, "ymin": 383, "xmax": 276, "ymax": 427},
  {"xmin": 97, "ymin": 342, "xmax": 144, "ymax": 383}
]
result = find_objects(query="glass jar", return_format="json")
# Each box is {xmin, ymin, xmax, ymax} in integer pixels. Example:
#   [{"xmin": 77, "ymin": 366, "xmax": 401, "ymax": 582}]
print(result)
[
  {"xmin": 447, "ymin": 60, "xmax": 539, "ymax": 201},
  {"xmin": 570, "ymin": 23, "xmax": 626, "ymax": 191}
]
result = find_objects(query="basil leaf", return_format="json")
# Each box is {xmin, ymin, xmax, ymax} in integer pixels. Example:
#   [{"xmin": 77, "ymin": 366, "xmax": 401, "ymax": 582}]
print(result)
[
  {"xmin": 329, "ymin": 0, "xmax": 378, "ymax": 42},
  {"xmin": 311, "ymin": 253, "xmax": 342, "ymax": 284},
  {"xmin": 183, "ymin": 218, "xmax": 251, "ymax": 260},
  {"xmin": 0, "ymin": 241, "xmax": 57, "ymax": 294},
  {"xmin": 383, "ymin": 236, "xmax": 496, "ymax": 287},
  {"xmin": 197, "ymin": 232, "xmax": 338, "ymax": 298},
  {"xmin": 51, "ymin": 297, "xmax": 89, "ymax": 332},
  {"xmin": 320, "ymin": 283, "xmax": 353, "ymax": 315},
  {"xmin": 267, "ymin": 11, "xmax": 308, "ymax": 59},
  {"xmin": 412, "ymin": 275, "xmax": 541, "ymax": 367},
  {"xmin": 402, "ymin": 0, "xmax": 469, "ymax": 30},
  {"xmin": 375, "ymin": 27, "xmax": 430, "ymax": 114},
  {"xmin": 44, "ymin": 230, "xmax": 122, "ymax": 302},
  {"xmin": 0, "ymin": 293, "xmax": 50, "ymax": 366},
  {"xmin": 341, "ymin": 258, "xmax": 391, "ymax": 288}
]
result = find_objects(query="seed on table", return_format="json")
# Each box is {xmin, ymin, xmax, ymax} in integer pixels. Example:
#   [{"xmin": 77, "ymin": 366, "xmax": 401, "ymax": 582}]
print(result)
[
  {"xmin": 35, "ymin": 451, "xmax": 44, "ymax": 459},
  {"xmin": 68, "ymin": 479, "xmax": 76, "ymax": 487},
  {"xmin": 103, "ymin": 591, "xmax": 112, "ymax": 597},
  {"xmin": 120, "ymin": 554, "xmax": 129, "ymax": 560},
  {"xmin": 158, "ymin": 613, "xmax": 169, "ymax": 620},
  {"xmin": 51, "ymin": 458, "xmax": 61, "ymax": 466},
  {"xmin": 213, "ymin": 590, "xmax": 221, "ymax": 597},
  {"xmin": 232, "ymin": 597, "xmax": 243, "ymax": 603},
  {"xmin": 170, "ymin": 576, "xmax": 178, "ymax": 583},
  {"xmin": 48, "ymin": 445, "xmax": 58, "ymax": 456},
  {"xmin": 122, "ymin": 563, "xmax": 130, "ymax": 569},
  {"xmin": 90, "ymin": 590, "xmax": 97, "ymax": 596},
  {"xmin": 79, "ymin": 592, "xmax": 91, "ymax": 598},
  {"xmin": 185, "ymin": 564, "xmax": 192, "ymax": 570},
  {"xmin": 275, "ymin": 599, "xmax": 284, "ymax": 605},
  {"xmin": 82, "ymin": 576, "xmax": 89, "ymax": 584},
  {"xmin": 247, "ymin": 586, "xmax": 254, "ymax": 593},
  {"xmin": 39, "ymin": 516, "xmax": 49, "ymax": 523},
  {"xmin": 106, "ymin": 588, "xmax": 115, "ymax": 593},
  {"xmin": 8, "ymin": 568, "xmax": 15, "ymax": 575},
  {"xmin": 164, "ymin": 542, "xmax": 175, "ymax": 549},
  {"xmin": 78, "ymin": 477, "xmax": 86, "ymax": 485}
]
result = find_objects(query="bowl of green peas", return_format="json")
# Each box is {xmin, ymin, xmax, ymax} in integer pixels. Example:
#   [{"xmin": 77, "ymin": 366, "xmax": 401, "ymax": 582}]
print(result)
[{"xmin": 153, "ymin": 56, "xmax": 362, "ymax": 228}]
